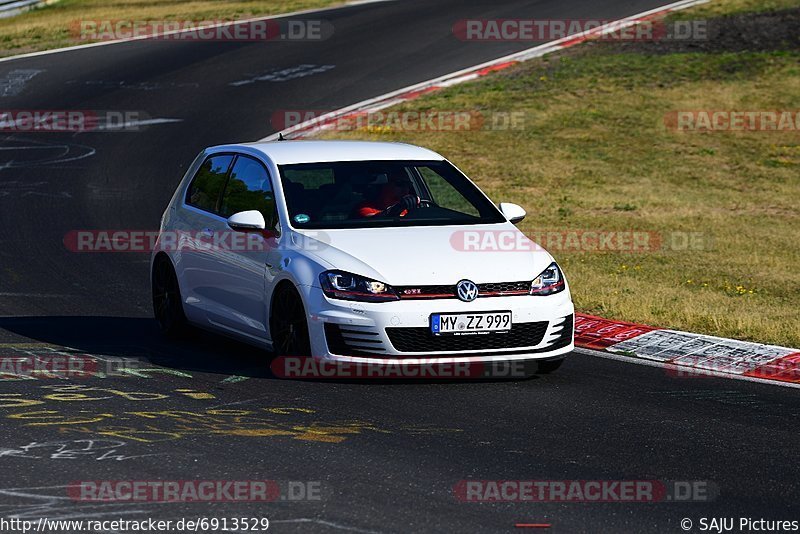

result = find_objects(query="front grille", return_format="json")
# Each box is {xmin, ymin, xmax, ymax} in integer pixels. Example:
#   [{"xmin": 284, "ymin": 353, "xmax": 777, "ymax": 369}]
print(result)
[
  {"xmin": 386, "ymin": 321, "xmax": 549, "ymax": 353},
  {"xmin": 324, "ymin": 323, "xmax": 386, "ymax": 357},
  {"xmin": 479, "ymin": 281, "xmax": 530, "ymax": 294},
  {"xmin": 396, "ymin": 281, "xmax": 530, "ymax": 299}
]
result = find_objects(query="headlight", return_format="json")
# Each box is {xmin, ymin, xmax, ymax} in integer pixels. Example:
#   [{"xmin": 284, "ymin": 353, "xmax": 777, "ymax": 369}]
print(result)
[
  {"xmin": 320, "ymin": 270, "xmax": 399, "ymax": 302},
  {"xmin": 530, "ymin": 262, "xmax": 566, "ymax": 296}
]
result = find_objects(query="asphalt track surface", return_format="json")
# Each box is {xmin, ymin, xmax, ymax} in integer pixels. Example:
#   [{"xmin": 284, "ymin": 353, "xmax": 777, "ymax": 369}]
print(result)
[{"xmin": 0, "ymin": 0, "xmax": 798, "ymax": 532}]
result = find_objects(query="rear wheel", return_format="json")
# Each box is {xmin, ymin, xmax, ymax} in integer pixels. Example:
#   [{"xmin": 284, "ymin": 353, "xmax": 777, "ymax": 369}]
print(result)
[
  {"xmin": 536, "ymin": 358, "xmax": 565, "ymax": 374},
  {"xmin": 270, "ymin": 285, "xmax": 311, "ymax": 356},
  {"xmin": 152, "ymin": 256, "xmax": 186, "ymax": 336}
]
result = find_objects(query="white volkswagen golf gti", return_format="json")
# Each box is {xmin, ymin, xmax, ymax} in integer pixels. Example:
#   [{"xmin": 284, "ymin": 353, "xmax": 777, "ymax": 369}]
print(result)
[{"xmin": 151, "ymin": 140, "xmax": 574, "ymax": 373}]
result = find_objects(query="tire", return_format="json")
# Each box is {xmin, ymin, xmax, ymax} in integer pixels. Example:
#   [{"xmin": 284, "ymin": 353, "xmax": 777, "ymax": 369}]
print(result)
[
  {"xmin": 152, "ymin": 256, "xmax": 187, "ymax": 336},
  {"xmin": 536, "ymin": 358, "xmax": 565, "ymax": 375},
  {"xmin": 270, "ymin": 284, "xmax": 311, "ymax": 357}
]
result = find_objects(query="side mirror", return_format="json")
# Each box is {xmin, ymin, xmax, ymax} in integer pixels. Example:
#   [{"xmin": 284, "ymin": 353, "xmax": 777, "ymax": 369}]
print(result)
[
  {"xmin": 227, "ymin": 210, "xmax": 266, "ymax": 231},
  {"xmin": 499, "ymin": 202, "xmax": 526, "ymax": 224}
]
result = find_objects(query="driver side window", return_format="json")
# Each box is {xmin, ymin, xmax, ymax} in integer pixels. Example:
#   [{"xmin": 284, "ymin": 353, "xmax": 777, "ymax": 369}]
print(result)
[
  {"xmin": 418, "ymin": 166, "xmax": 480, "ymax": 218},
  {"xmin": 221, "ymin": 155, "xmax": 280, "ymax": 233}
]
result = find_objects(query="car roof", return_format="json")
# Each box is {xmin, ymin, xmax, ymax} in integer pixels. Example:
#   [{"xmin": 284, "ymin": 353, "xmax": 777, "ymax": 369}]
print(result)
[{"xmin": 214, "ymin": 140, "xmax": 446, "ymax": 165}]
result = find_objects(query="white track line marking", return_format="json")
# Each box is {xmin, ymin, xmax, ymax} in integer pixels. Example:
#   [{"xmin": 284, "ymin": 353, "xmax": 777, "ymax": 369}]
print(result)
[
  {"xmin": 95, "ymin": 117, "xmax": 183, "ymax": 131},
  {"xmin": 0, "ymin": 0, "xmax": 397, "ymax": 64},
  {"xmin": 230, "ymin": 64, "xmax": 335, "ymax": 86},
  {"xmin": 0, "ymin": 69, "xmax": 43, "ymax": 97}
]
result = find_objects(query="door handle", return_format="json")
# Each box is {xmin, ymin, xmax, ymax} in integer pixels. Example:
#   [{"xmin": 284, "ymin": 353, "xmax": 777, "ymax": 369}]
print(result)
[{"xmin": 201, "ymin": 227, "xmax": 213, "ymax": 237}]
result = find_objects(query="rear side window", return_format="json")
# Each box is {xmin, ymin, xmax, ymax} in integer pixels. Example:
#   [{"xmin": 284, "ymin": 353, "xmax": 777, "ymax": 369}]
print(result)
[
  {"xmin": 220, "ymin": 156, "xmax": 279, "ymax": 231},
  {"xmin": 185, "ymin": 155, "xmax": 233, "ymax": 212}
]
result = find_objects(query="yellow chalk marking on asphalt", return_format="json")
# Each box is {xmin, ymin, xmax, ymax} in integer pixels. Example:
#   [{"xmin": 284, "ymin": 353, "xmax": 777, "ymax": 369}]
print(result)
[
  {"xmin": 62, "ymin": 426, "xmax": 184, "ymax": 443},
  {"xmin": 205, "ymin": 409, "xmax": 253, "ymax": 416},
  {"xmin": 0, "ymin": 394, "xmax": 45, "ymax": 408},
  {"xmin": 223, "ymin": 429, "xmax": 296, "ymax": 437},
  {"xmin": 175, "ymin": 389, "xmax": 216, "ymax": 400},
  {"xmin": 7, "ymin": 410, "xmax": 114, "ymax": 426},
  {"xmin": 43, "ymin": 393, "xmax": 112, "ymax": 402},
  {"xmin": 0, "ymin": 374, "xmax": 36, "ymax": 382},
  {"xmin": 294, "ymin": 433, "xmax": 347, "ymax": 443},
  {"xmin": 6, "ymin": 405, "xmax": 399, "ymax": 445},
  {"xmin": 290, "ymin": 424, "xmax": 370, "ymax": 443},
  {"xmin": 265, "ymin": 407, "xmax": 315, "ymax": 415},
  {"xmin": 39, "ymin": 386, "xmax": 170, "ymax": 402}
]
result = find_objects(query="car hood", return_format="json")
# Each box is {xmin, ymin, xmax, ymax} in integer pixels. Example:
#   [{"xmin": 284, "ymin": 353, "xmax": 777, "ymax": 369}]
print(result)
[{"xmin": 292, "ymin": 223, "xmax": 555, "ymax": 286}]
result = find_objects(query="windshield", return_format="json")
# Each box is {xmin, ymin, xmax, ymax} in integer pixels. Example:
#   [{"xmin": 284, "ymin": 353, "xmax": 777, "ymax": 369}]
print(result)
[{"xmin": 278, "ymin": 160, "xmax": 505, "ymax": 229}]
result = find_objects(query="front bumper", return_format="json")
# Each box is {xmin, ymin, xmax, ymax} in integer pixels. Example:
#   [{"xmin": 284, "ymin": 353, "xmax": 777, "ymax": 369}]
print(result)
[{"xmin": 301, "ymin": 285, "xmax": 575, "ymax": 364}]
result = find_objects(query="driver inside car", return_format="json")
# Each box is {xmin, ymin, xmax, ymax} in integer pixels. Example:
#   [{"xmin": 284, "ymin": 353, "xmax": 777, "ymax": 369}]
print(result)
[{"xmin": 356, "ymin": 172, "xmax": 421, "ymax": 218}]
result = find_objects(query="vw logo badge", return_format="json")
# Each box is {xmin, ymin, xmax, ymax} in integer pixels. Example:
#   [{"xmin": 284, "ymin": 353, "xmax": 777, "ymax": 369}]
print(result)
[{"xmin": 456, "ymin": 280, "xmax": 479, "ymax": 302}]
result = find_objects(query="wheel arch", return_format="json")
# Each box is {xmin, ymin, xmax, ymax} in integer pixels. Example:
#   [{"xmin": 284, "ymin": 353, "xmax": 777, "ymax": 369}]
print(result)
[
  {"xmin": 269, "ymin": 278, "xmax": 306, "ymax": 323},
  {"xmin": 151, "ymin": 251, "xmax": 174, "ymax": 284},
  {"xmin": 268, "ymin": 278, "xmax": 311, "ymax": 355}
]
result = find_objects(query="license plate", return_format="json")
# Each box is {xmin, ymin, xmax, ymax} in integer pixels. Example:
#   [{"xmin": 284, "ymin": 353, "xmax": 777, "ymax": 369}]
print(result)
[{"xmin": 430, "ymin": 311, "xmax": 512, "ymax": 335}]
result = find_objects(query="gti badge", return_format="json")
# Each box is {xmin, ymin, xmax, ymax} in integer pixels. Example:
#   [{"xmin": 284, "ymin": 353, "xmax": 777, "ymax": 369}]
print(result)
[{"xmin": 456, "ymin": 280, "xmax": 479, "ymax": 302}]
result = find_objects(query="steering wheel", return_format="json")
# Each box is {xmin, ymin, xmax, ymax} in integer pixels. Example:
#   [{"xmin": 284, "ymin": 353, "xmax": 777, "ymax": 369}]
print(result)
[{"xmin": 382, "ymin": 195, "xmax": 420, "ymax": 217}]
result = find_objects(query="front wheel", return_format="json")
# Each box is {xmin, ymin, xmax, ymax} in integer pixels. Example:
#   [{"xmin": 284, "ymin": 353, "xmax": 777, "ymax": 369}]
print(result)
[
  {"xmin": 270, "ymin": 285, "xmax": 311, "ymax": 357},
  {"xmin": 152, "ymin": 256, "xmax": 186, "ymax": 336}
]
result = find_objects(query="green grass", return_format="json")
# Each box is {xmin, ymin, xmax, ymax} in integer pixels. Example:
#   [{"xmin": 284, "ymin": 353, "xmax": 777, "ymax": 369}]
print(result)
[
  {"xmin": 0, "ymin": 0, "xmax": 342, "ymax": 58},
  {"xmin": 676, "ymin": 0, "xmax": 800, "ymax": 17},
  {"xmin": 320, "ymin": 5, "xmax": 800, "ymax": 347}
]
